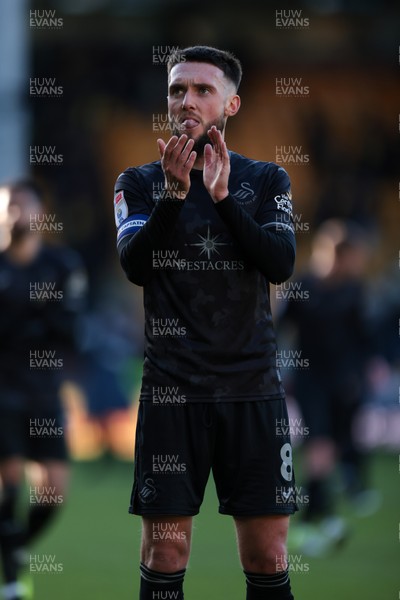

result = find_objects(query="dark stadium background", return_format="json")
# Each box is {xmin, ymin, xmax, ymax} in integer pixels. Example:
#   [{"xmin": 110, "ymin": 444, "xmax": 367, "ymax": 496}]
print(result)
[{"xmin": 0, "ymin": 0, "xmax": 399, "ymax": 598}]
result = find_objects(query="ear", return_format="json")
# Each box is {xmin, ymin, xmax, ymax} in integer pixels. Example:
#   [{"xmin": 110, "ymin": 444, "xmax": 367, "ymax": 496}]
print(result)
[{"xmin": 225, "ymin": 94, "xmax": 241, "ymax": 117}]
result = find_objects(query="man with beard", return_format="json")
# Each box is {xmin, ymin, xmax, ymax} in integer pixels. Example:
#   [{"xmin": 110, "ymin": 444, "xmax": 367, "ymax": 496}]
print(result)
[
  {"xmin": 114, "ymin": 46, "xmax": 297, "ymax": 600},
  {"xmin": 0, "ymin": 180, "xmax": 86, "ymax": 600}
]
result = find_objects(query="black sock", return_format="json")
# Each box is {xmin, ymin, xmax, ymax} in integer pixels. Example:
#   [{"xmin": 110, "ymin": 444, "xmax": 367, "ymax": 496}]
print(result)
[
  {"xmin": 244, "ymin": 569, "xmax": 294, "ymax": 599},
  {"xmin": 140, "ymin": 563, "xmax": 185, "ymax": 600},
  {"xmin": 25, "ymin": 504, "xmax": 58, "ymax": 544}
]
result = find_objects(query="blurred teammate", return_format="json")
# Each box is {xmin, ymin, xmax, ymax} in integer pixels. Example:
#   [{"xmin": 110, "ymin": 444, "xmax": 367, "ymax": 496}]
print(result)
[
  {"xmin": 278, "ymin": 219, "xmax": 372, "ymax": 552},
  {"xmin": 115, "ymin": 46, "xmax": 297, "ymax": 599},
  {"xmin": 0, "ymin": 181, "xmax": 86, "ymax": 600}
]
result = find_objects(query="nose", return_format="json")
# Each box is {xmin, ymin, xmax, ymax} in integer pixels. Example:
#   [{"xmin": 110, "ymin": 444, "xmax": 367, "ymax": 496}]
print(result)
[{"xmin": 181, "ymin": 90, "xmax": 195, "ymax": 110}]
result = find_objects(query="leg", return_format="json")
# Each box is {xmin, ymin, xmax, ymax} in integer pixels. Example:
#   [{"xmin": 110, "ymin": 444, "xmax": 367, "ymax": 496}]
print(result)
[
  {"xmin": 139, "ymin": 515, "xmax": 192, "ymax": 599},
  {"xmin": 295, "ymin": 435, "xmax": 349, "ymax": 556},
  {"xmin": 235, "ymin": 514, "xmax": 294, "ymax": 599},
  {"xmin": 303, "ymin": 436, "xmax": 336, "ymax": 520},
  {"xmin": 0, "ymin": 458, "xmax": 24, "ymax": 529},
  {"xmin": 25, "ymin": 460, "xmax": 69, "ymax": 544},
  {"xmin": 212, "ymin": 401, "xmax": 297, "ymax": 598},
  {"xmin": 235, "ymin": 514, "xmax": 290, "ymax": 573},
  {"xmin": 130, "ymin": 402, "xmax": 213, "ymax": 598},
  {"xmin": 0, "ymin": 457, "xmax": 25, "ymax": 600},
  {"xmin": 296, "ymin": 378, "xmax": 337, "ymax": 521}
]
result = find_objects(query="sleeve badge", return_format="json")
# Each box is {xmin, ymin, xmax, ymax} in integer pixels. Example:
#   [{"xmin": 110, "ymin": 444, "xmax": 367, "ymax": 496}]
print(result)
[{"xmin": 114, "ymin": 190, "xmax": 128, "ymax": 226}]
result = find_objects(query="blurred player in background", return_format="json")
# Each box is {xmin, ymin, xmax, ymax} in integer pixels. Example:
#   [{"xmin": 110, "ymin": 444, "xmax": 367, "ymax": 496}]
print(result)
[
  {"xmin": 278, "ymin": 219, "xmax": 374, "ymax": 554},
  {"xmin": 115, "ymin": 46, "xmax": 297, "ymax": 599},
  {"xmin": 0, "ymin": 180, "xmax": 87, "ymax": 600}
]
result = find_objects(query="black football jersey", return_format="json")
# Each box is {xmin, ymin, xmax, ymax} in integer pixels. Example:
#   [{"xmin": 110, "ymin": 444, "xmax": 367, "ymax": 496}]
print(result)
[
  {"xmin": 0, "ymin": 244, "xmax": 86, "ymax": 408},
  {"xmin": 115, "ymin": 151, "xmax": 295, "ymax": 402}
]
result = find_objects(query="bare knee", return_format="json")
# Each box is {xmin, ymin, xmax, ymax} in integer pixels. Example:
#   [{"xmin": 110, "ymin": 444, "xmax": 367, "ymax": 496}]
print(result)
[
  {"xmin": 235, "ymin": 515, "xmax": 290, "ymax": 574},
  {"xmin": 26, "ymin": 460, "xmax": 70, "ymax": 503},
  {"xmin": 241, "ymin": 540, "xmax": 288, "ymax": 574},
  {"xmin": 143, "ymin": 542, "xmax": 189, "ymax": 572},
  {"xmin": 141, "ymin": 518, "xmax": 192, "ymax": 572}
]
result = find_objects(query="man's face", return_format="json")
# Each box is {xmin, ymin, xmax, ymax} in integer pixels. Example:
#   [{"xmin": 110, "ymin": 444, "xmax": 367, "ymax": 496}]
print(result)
[
  {"xmin": 9, "ymin": 190, "xmax": 43, "ymax": 240},
  {"xmin": 167, "ymin": 61, "xmax": 237, "ymax": 154}
]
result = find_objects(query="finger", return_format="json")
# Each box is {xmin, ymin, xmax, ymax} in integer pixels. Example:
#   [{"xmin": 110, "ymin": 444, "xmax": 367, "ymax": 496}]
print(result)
[
  {"xmin": 208, "ymin": 125, "xmax": 220, "ymax": 140},
  {"xmin": 173, "ymin": 133, "xmax": 194, "ymax": 162},
  {"xmin": 207, "ymin": 126, "xmax": 218, "ymax": 144},
  {"xmin": 183, "ymin": 150, "xmax": 197, "ymax": 172},
  {"xmin": 179, "ymin": 138, "xmax": 195, "ymax": 163},
  {"xmin": 157, "ymin": 138, "xmax": 166, "ymax": 159},
  {"xmin": 170, "ymin": 134, "xmax": 189, "ymax": 160},
  {"xmin": 214, "ymin": 129, "xmax": 225, "ymax": 152},
  {"xmin": 203, "ymin": 143, "xmax": 213, "ymax": 166},
  {"xmin": 221, "ymin": 141, "xmax": 229, "ymax": 163},
  {"xmin": 206, "ymin": 129, "xmax": 217, "ymax": 155},
  {"xmin": 162, "ymin": 135, "xmax": 180, "ymax": 161},
  {"xmin": 208, "ymin": 127, "xmax": 223, "ymax": 153}
]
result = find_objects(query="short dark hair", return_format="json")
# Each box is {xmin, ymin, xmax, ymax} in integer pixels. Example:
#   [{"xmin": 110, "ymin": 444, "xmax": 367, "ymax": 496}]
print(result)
[{"xmin": 167, "ymin": 46, "xmax": 242, "ymax": 91}]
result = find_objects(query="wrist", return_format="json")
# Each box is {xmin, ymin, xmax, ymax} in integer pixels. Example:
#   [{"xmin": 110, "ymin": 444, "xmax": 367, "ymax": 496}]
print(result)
[
  {"xmin": 211, "ymin": 190, "xmax": 229, "ymax": 203},
  {"xmin": 163, "ymin": 185, "xmax": 187, "ymax": 201},
  {"xmin": 162, "ymin": 176, "xmax": 190, "ymax": 201}
]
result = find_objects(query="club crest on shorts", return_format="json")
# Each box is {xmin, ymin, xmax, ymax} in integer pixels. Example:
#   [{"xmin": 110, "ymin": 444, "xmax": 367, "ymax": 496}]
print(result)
[
  {"xmin": 138, "ymin": 477, "xmax": 157, "ymax": 504},
  {"xmin": 114, "ymin": 190, "xmax": 128, "ymax": 226}
]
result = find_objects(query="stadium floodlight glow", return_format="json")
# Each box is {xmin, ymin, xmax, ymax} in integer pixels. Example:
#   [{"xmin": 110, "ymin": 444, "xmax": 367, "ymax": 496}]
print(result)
[
  {"xmin": 0, "ymin": 187, "xmax": 10, "ymax": 221},
  {"xmin": 0, "ymin": 187, "xmax": 12, "ymax": 251}
]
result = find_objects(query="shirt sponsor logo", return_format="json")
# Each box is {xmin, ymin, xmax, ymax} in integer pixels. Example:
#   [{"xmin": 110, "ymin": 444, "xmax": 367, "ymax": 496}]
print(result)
[
  {"xmin": 186, "ymin": 225, "xmax": 230, "ymax": 259},
  {"xmin": 186, "ymin": 226, "xmax": 244, "ymax": 270}
]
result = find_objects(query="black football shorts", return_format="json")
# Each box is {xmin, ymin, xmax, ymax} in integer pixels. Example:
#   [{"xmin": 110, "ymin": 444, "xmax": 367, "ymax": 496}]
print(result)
[
  {"xmin": 0, "ymin": 408, "xmax": 68, "ymax": 462},
  {"xmin": 129, "ymin": 398, "xmax": 298, "ymax": 517}
]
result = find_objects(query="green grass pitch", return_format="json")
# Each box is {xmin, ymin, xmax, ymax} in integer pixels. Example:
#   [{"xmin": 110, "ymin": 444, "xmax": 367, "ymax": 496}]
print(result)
[{"xmin": 25, "ymin": 452, "xmax": 398, "ymax": 599}]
